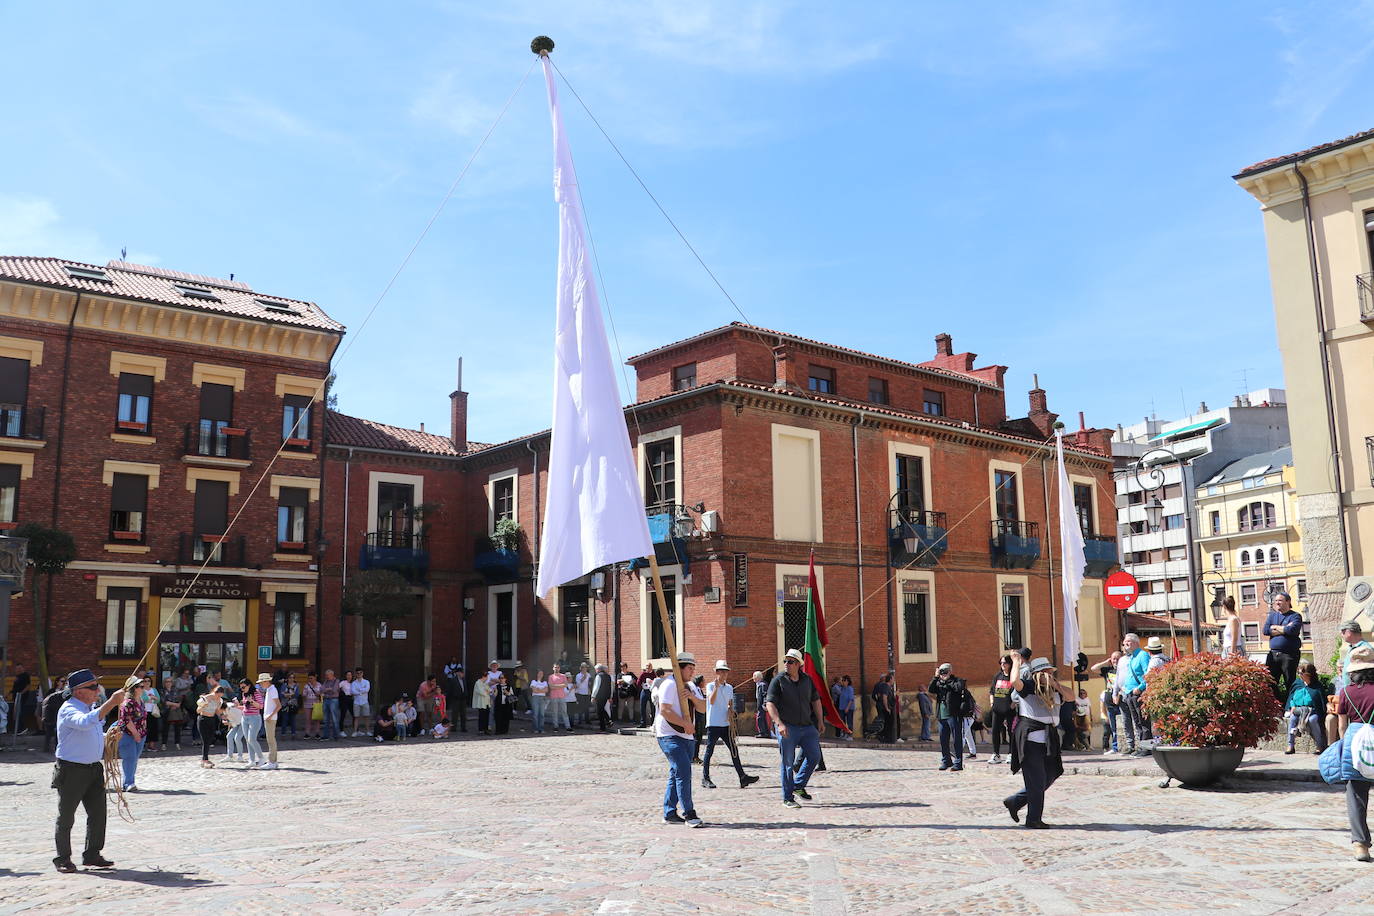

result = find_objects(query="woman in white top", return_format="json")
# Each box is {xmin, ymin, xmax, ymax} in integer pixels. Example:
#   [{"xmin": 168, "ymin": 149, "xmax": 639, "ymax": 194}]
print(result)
[
  {"xmin": 529, "ymin": 670, "xmax": 550, "ymax": 734},
  {"xmin": 1003, "ymin": 655, "xmax": 1069, "ymax": 830},
  {"xmin": 472, "ymin": 676, "xmax": 492, "ymax": 735},
  {"xmin": 1220, "ymin": 595, "xmax": 1242, "ymax": 657}
]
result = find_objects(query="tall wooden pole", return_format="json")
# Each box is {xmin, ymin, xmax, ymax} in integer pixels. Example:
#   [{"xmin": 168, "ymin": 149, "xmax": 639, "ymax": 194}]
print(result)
[{"xmin": 646, "ymin": 553, "xmax": 691, "ymax": 733}]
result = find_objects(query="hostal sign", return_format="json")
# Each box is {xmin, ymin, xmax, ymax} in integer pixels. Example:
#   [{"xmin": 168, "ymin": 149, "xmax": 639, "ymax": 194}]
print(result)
[{"xmin": 151, "ymin": 574, "xmax": 261, "ymax": 600}]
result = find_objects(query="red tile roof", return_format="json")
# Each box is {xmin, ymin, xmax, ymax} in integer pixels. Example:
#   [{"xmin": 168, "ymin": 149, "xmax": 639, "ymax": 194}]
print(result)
[
  {"xmin": 626, "ymin": 322, "xmax": 1001, "ymax": 389},
  {"xmin": 0, "ymin": 256, "xmax": 344, "ymax": 333},
  {"xmin": 326, "ymin": 411, "xmax": 476, "ymax": 457},
  {"xmin": 1234, "ymin": 127, "xmax": 1374, "ymax": 179}
]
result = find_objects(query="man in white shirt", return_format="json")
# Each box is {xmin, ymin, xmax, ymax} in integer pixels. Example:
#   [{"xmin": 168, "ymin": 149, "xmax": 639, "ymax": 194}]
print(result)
[
  {"xmin": 701, "ymin": 660, "xmax": 760, "ymax": 790},
  {"xmin": 257, "ymin": 673, "xmax": 281, "ymax": 770},
  {"xmin": 654, "ymin": 653, "xmax": 706, "ymax": 827},
  {"xmin": 574, "ymin": 663, "xmax": 592, "ymax": 727},
  {"xmin": 351, "ymin": 668, "xmax": 372, "ymax": 737}
]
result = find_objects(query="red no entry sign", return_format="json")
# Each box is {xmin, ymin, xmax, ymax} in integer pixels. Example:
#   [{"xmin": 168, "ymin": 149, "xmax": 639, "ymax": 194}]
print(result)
[{"xmin": 1105, "ymin": 570, "xmax": 1140, "ymax": 610}]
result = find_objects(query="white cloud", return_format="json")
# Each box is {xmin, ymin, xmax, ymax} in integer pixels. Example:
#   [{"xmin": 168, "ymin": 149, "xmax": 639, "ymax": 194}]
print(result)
[
  {"xmin": 0, "ymin": 195, "xmax": 152, "ymax": 265},
  {"xmin": 190, "ymin": 93, "xmax": 342, "ymax": 144},
  {"xmin": 1269, "ymin": 1, "xmax": 1374, "ymax": 131}
]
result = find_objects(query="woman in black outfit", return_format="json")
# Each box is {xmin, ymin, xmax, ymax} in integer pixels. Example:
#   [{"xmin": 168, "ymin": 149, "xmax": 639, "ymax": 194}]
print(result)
[
  {"xmin": 1003, "ymin": 655, "xmax": 1069, "ymax": 829},
  {"xmin": 493, "ymin": 674, "xmax": 515, "ymax": 735},
  {"xmin": 988, "ymin": 655, "xmax": 1014, "ymax": 764}
]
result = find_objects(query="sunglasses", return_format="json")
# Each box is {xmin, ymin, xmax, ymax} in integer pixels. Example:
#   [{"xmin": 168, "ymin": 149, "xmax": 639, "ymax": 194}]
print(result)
[{"xmin": 784, "ymin": 659, "xmax": 800, "ymax": 665}]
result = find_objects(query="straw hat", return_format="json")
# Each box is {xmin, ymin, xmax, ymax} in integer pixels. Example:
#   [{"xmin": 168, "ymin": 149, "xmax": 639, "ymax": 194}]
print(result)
[
  {"xmin": 256, "ymin": 672, "xmax": 273, "ymax": 684},
  {"xmin": 1348, "ymin": 644, "xmax": 1374, "ymax": 673},
  {"xmin": 714, "ymin": 660, "xmax": 730, "ymax": 671},
  {"xmin": 1144, "ymin": 636, "xmax": 1165, "ymax": 653}
]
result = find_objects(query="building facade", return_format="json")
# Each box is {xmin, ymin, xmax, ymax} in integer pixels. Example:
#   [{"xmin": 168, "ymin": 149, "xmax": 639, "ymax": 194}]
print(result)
[
  {"xmin": 0, "ymin": 257, "xmax": 342, "ymax": 690},
  {"xmin": 1235, "ymin": 131, "xmax": 1374, "ymax": 664}
]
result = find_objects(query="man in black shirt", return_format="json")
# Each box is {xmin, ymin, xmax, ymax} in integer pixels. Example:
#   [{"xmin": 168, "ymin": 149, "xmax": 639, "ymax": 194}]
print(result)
[
  {"xmin": 765, "ymin": 649, "xmax": 824, "ymax": 809},
  {"xmin": 872, "ymin": 674, "xmax": 896, "ymax": 743}
]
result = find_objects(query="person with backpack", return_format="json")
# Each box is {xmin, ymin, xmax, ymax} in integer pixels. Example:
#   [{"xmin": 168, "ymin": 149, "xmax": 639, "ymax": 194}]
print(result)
[
  {"xmin": 1335, "ymin": 644, "xmax": 1374, "ymax": 860},
  {"xmin": 41, "ymin": 676, "xmax": 68, "ymax": 754},
  {"xmin": 929, "ymin": 663, "xmax": 971, "ymax": 771}
]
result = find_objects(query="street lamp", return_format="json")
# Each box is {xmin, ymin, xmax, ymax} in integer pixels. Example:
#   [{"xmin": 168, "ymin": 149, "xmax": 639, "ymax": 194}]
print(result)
[
  {"xmin": 1132, "ymin": 448, "xmax": 1203, "ymax": 653},
  {"xmin": 1144, "ymin": 496, "xmax": 1164, "ymax": 533}
]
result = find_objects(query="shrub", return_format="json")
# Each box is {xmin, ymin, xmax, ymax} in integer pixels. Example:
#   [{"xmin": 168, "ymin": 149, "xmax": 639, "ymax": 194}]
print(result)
[{"xmin": 1141, "ymin": 653, "xmax": 1281, "ymax": 749}]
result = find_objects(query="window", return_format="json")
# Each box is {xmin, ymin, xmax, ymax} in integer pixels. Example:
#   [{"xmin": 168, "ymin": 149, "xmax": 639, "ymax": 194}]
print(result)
[
  {"xmin": 1241, "ymin": 583, "xmax": 1257, "ymax": 605},
  {"xmin": 495, "ymin": 590, "xmax": 515, "ymax": 660},
  {"xmin": 774, "ymin": 426, "xmax": 821, "ymax": 542},
  {"xmin": 282, "ymin": 394, "xmax": 311, "ymax": 446},
  {"xmin": 273, "ymin": 592, "xmax": 305, "ymax": 657},
  {"xmin": 0, "ymin": 355, "xmax": 30, "ymax": 437},
  {"xmin": 257, "ymin": 298, "xmax": 299, "ymax": 315},
  {"xmin": 116, "ymin": 373, "xmax": 153, "ymax": 433},
  {"xmin": 492, "ymin": 477, "xmax": 515, "ymax": 524},
  {"xmin": 903, "ymin": 587, "xmax": 931, "ymax": 655},
  {"xmin": 1162, "ymin": 483, "xmax": 1183, "ymax": 499},
  {"xmin": 109, "ymin": 473, "xmax": 147, "ymax": 542},
  {"xmin": 1127, "ymin": 491, "xmax": 1144, "ymax": 505},
  {"xmin": 1127, "ymin": 520, "xmax": 1145, "ymax": 535},
  {"xmin": 644, "ymin": 440, "xmax": 676, "ymax": 513},
  {"xmin": 994, "ymin": 470, "xmax": 1018, "ymax": 521},
  {"xmin": 1302, "ymin": 621, "xmax": 1313, "ymax": 639},
  {"xmin": 1212, "ymin": 552, "xmax": 1223, "ymax": 569},
  {"xmin": 649, "ymin": 575, "xmax": 677, "ymax": 659},
  {"xmin": 104, "ymin": 587, "xmax": 140, "ymax": 657},
  {"xmin": 376, "ymin": 482, "xmax": 416, "ymax": 546},
  {"xmin": 1149, "ymin": 549, "xmax": 1165, "ymax": 564},
  {"xmin": 922, "ymin": 389, "xmax": 945, "ymax": 416},
  {"xmin": 0, "ymin": 464, "xmax": 17, "ymax": 524},
  {"xmin": 175, "ymin": 284, "xmax": 220, "ymax": 302},
  {"xmin": 807, "ymin": 366, "xmax": 835, "ymax": 394},
  {"xmin": 1269, "ymin": 547, "xmax": 1281, "ymax": 564},
  {"xmin": 867, "ymin": 377, "xmax": 888, "ymax": 405},
  {"xmin": 1207, "ymin": 485, "xmax": 1219, "ymax": 496},
  {"xmin": 1237, "ymin": 501, "xmax": 1276, "ymax": 531},
  {"xmin": 1163, "ymin": 514, "xmax": 1184, "ymax": 530},
  {"xmin": 276, "ymin": 487, "xmax": 309, "ymax": 550},
  {"xmin": 1167, "ymin": 546, "xmax": 1187, "ymax": 561},
  {"xmin": 1297, "ymin": 579, "xmax": 1308, "ymax": 599},
  {"xmin": 672, "ymin": 363, "xmax": 697, "ymax": 391},
  {"xmin": 1240, "ymin": 550, "xmax": 1250, "ymax": 566},
  {"xmin": 192, "ymin": 479, "xmax": 229, "ymax": 562},
  {"xmin": 65, "ymin": 265, "xmax": 110, "ymax": 282},
  {"xmin": 895, "ymin": 455, "xmax": 925, "ymax": 514},
  {"xmin": 1073, "ymin": 483, "xmax": 1093, "ymax": 536},
  {"xmin": 197, "ymin": 382, "xmax": 234, "ymax": 457},
  {"xmin": 1001, "ymin": 593, "xmax": 1024, "ymax": 650},
  {"xmin": 1170, "ymin": 578, "xmax": 1190, "ymax": 593},
  {"xmin": 1242, "ymin": 622, "xmax": 1259, "ymax": 645},
  {"xmin": 1209, "ymin": 511, "xmax": 1220, "ymax": 535}
]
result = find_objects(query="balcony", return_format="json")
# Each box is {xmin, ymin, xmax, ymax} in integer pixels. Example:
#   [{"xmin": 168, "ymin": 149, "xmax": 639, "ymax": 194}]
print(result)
[
  {"xmin": 360, "ymin": 530, "xmax": 429, "ymax": 584},
  {"xmin": 184, "ymin": 422, "xmax": 251, "ymax": 462},
  {"xmin": 990, "ymin": 519, "xmax": 1040, "ymax": 569},
  {"xmin": 644, "ymin": 505, "xmax": 690, "ymax": 573},
  {"xmin": 1083, "ymin": 535, "xmax": 1119, "ymax": 578},
  {"xmin": 1359, "ymin": 272, "xmax": 1374, "ymax": 323},
  {"xmin": 0, "ymin": 404, "xmax": 44, "ymax": 441},
  {"xmin": 178, "ymin": 533, "xmax": 245, "ymax": 567},
  {"xmin": 889, "ymin": 508, "xmax": 948, "ymax": 567},
  {"xmin": 473, "ymin": 537, "xmax": 520, "ymax": 584}
]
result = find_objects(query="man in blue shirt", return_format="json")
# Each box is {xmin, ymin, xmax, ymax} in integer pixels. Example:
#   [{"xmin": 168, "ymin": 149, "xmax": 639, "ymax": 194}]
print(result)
[
  {"xmin": 1263, "ymin": 591, "xmax": 1304, "ymax": 700},
  {"xmin": 53, "ymin": 668, "xmax": 124, "ymax": 873}
]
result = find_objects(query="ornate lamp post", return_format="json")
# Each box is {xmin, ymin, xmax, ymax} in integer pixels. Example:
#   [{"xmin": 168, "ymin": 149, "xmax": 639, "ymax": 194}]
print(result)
[{"xmin": 1132, "ymin": 448, "xmax": 1203, "ymax": 652}]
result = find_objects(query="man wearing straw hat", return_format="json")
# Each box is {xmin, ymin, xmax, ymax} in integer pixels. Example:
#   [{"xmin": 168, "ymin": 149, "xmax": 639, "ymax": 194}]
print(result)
[
  {"xmin": 52, "ymin": 669, "xmax": 125, "ymax": 873},
  {"xmin": 653, "ymin": 652, "xmax": 706, "ymax": 827},
  {"xmin": 766, "ymin": 648, "xmax": 824, "ymax": 809},
  {"xmin": 701, "ymin": 659, "xmax": 761, "ymax": 789},
  {"xmin": 258, "ymin": 672, "xmax": 281, "ymax": 770}
]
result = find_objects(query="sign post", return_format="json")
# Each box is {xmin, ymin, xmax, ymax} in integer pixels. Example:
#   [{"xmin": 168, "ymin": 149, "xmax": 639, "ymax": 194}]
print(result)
[{"xmin": 1105, "ymin": 570, "xmax": 1139, "ymax": 647}]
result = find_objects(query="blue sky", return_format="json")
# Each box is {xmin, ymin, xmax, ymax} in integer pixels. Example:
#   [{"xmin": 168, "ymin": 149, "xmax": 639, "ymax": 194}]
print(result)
[{"xmin": 2, "ymin": 1, "xmax": 1372, "ymax": 444}]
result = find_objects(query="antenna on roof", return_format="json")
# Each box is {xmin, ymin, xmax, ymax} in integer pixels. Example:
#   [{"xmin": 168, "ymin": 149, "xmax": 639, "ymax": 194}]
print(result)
[
  {"xmin": 229, "ymin": 273, "xmax": 235, "ymax": 281},
  {"xmin": 120, "ymin": 246, "xmax": 127, "ymax": 261}
]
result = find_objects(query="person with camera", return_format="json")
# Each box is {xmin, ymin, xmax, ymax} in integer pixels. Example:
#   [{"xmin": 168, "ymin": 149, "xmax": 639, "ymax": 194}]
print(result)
[
  {"xmin": 929, "ymin": 663, "xmax": 972, "ymax": 771},
  {"xmin": 53, "ymin": 669, "xmax": 126, "ymax": 873}
]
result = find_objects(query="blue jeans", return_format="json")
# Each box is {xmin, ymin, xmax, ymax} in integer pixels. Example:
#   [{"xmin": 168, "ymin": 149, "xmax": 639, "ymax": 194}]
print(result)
[
  {"xmin": 227, "ymin": 723, "xmax": 245, "ymax": 756},
  {"xmin": 549, "ymin": 698, "xmax": 570, "ymax": 731},
  {"xmin": 1103, "ymin": 703, "xmax": 1119, "ymax": 751},
  {"xmin": 777, "ymin": 723, "xmax": 821, "ymax": 801},
  {"xmin": 657, "ymin": 735, "xmax": 696, "ymax": 818},
  {"xmin": 531, "ymin": 695, "xmax": 548, "ymax": 733},
  {"xmin": 242, "ymin": 715, "xmax": 264, "ymax": 764},
  {"xmin": 938, "ymin": 716, "xmax": 962, "ymax": 767},
  {"xmin": 919, "ymin": 713, "xmax": 931, "ymax": 741},
  {"xmin": 118, "ymin": 734, "xmax": 145, "ymax": 789},
  {"xmin": 322, "ymin": 698, "xmax": 340, "ymax": 739}
]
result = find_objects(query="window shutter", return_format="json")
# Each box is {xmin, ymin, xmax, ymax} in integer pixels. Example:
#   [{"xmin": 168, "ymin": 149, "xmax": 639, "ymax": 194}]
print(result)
[
  {"xmin": 0, "ymin": 464, "xmax": 19, "ymax": 488},
  {"xmin": 110, "ymin": 473, "xmax": 147, "ymax": 512},
  {"xmin": 0, "ymin": 357, "xmax": 29, "ymax": 403},
  {"xmin": 279, "ymin": 486, "xmax": 309, "ymax": 508},
  {"xmin": 199, "ymin": 383, "xmax": 233, "ymax": 421},
  {"xmin": 193, "ymin": 479, "xmax": 230, "ymax": 534},
  {"xmin": 118, "ymin": 373, "xmax": 154, "ymax": 398}
]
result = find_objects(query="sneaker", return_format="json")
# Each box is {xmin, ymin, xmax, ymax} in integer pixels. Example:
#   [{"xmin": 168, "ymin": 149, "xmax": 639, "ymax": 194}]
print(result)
[
  {"xmin": 939, "ymin": 762, "xmax": 951, "ymax": 771},
  {"xmin": 375, "ymin": 736, "xmax": 383, "ymax": 743},
  {"xmin": 262, "ymin": 762, "xmax": 279, "ymax": 770},
  {"xmin": 740, "ymin": 774, "xmax": 761, "ymax": 788},
  {"xmin": 53, "ymin": 857, "xmax": 77, "ymax": 874},
  {"xmin": 701, "ymin": 777, "xmax": 717, "ymax": 789},
  {"xmin": 222, "ymin": 755, "xmax": 234, "ymax": 763},
  {"xmin": 1105, "ymin": 749, "xmax": 1119, "ymax": 755},
  {"xmin": 82, "ymin": 855, "xmax": 115, "ymax": 868},
  {"xmin": 967, "ymin": 753, "xmax": 977, "ymax": 759},
  {"xmin": 794, "ymin": 787, "xmax": 812, "ymax": 800},
  {"xmin": 782, "ymin": 798, "xmax": 802, "ymax": 809},
  {"xmin": 663, "ymin": 812, "xmax": 686, "ymax": 824},
  {"xmin": 951, "ymin": 764, "xmax": 963, "ymax": 771},
  {"xmin": 684, "ymin": 815, "xmax": 704, "ymax": 828}
]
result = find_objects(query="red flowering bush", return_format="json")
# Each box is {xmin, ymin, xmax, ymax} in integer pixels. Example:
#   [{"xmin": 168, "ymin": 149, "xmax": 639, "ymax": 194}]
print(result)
[{"xmin": 1140, "ymin": 653, "xmax": 1281, "ymax": 748}]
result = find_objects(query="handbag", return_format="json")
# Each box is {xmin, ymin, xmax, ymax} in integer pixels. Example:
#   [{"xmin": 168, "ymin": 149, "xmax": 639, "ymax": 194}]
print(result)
[{"xmin": 311, "ymin": 702, "xmax": 324, "ymax": 722}]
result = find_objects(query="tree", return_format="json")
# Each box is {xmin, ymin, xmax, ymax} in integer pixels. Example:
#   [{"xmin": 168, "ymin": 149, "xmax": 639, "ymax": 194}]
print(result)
[
  {"xmin": 13, "ymin": 522, "xmax": 76, "ymax": 689},
  {"xmin": 341, "ymin": 568, "xmax": 413, "ymax": 701}
]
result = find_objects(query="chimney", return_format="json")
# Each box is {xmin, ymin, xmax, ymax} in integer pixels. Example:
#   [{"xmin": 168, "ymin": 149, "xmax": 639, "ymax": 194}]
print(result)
[
  {"xmin": 450, "ymin": 357, "xmax": 468, "ymax": 453},
  {"xmin": 1078, "ymin": 411, "xmax": 1086, "ymax": 431},
  {"xmin": 772, "ymin": 345, "xmax": 793, "ymax": 390},
  {"xmin": 419, "ymin": 422, "xmax": 425, "ymax": 433},
  {"xmin": 934, "ymin": 333, "xmax": 953, "ymax": 357},
  {"xmin": 1232, "ymin": 395, "xmax": 1243, "ymax": 408},
  {"xmin": 1198, "ymin": 401, "xmax": 1208, "ymax": 413},
  {"xmin": 1026, "ymin": 374, "xmax": 1058, "ymax": 436},
  {"xmin": 1028, "ymin": 373, "xmax": 1048, "ymax": 414}
]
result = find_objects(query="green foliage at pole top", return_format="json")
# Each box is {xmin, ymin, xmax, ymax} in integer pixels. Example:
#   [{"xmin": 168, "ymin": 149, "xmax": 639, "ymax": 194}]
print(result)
[
  {"xmin": 12, "ymin": 522, "xmax": 75, "ymax": 575},
  {"xmin": 341, "ymin": 568, "xmax": 413, "ymax": 622}
]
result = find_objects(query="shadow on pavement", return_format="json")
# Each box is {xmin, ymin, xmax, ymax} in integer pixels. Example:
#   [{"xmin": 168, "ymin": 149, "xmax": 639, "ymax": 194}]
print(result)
[
  {"xmin": 0, "ymin": 868, "xmax": 41, "ymax": 878},
  {"xmin": 129, "ymin": 788, "xmax": 202, "ymax": 796},
  {"xmin": 85, "ymin": 868, "xmax": 218, "ymax": 888}
]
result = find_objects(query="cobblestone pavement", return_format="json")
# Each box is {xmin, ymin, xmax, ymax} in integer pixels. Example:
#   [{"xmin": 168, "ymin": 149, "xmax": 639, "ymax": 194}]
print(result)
[{"xmin": 1, "ymin": 729, "xmax": 1371, "ymax": 915}]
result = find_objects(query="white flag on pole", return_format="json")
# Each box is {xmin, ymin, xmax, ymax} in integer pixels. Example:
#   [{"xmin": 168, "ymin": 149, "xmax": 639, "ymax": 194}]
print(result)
[
  {"xmin": 1057, "ymin": 431, "xmax": 1087, "ymax": 666},
  {"xmin": 535, "ymin": 57, "xmax": 653, "ymax": 599}
]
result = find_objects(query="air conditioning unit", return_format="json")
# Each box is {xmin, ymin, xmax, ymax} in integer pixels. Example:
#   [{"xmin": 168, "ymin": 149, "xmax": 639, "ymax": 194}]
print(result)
[
  {"xmin": 589, "ymin": 571, "xmax": 605, "ymax": 590},
  {"xmin": 700, "ymin": 510, "xmax": 720, "ymax": 534},
  {"xmin": 1344, "ymin": 577, "xmax": 1374, "ymax": 631}
]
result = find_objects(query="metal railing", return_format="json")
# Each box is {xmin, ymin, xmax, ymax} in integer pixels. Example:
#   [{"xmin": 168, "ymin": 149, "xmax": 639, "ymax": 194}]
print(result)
[
  {"xmin": 0, "ymin": 404, "xmax": 44, "ymax": 440},
  {"xmin": 184, "ymin": 422, "xmax": 251, "ymax": 460},
  {"xmin": 1359, "ymin": 272, "xmax": 1374, "ymax": 322},
  {"xmin": 890, "ymin": 508, "xmax": 949, "ymax": 531},
  {"xmin": 178, "ymin": 533, "xmax": 246, "ymax": 567},
  {"xmin": 366, "ymin": 529, "xmax": 428, "ymax": 551},
  {"xmin": 992, "ymin": 518, "xmax": 1040, "ymax": 540}
]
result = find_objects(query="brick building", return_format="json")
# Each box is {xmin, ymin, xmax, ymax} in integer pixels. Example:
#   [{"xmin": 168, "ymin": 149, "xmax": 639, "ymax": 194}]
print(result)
[{"xmin": 0, "ymin": 257, "xmax": 341, "ymax": 690}]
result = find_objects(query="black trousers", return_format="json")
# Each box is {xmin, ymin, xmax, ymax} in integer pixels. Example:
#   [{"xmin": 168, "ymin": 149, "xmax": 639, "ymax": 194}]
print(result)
[
  {"xmin": 596, "ymin": 699, "xmax": 611, "ymax": 731},
  {"xmin": 200, "ymin": 716, "xmax": 217, "ymax": 760},
  {"xmin": 1005, "ymin": 740, "xmax": 1058, "ymax": 824},
  {"xmin": 990, "ymin": 710, "xmax": 1011, "ymax": 756},
  {"xmin": 447, "ymin": 691, "xmax": 467, "ymax": 731},
  {"xmin": 54, "ymin": 760, "xmax": 105, "ymax": 862},
  {"xmin": 477, "ymin": 708, "xmax": 490, "ymax": 733},
  {"xmin": 703, "ymin": 725, "xmax": 747, "ymax": 781},
  {"xmin": 1267, "ymin": 650, "xmax": 1299, "ymax": 700}
]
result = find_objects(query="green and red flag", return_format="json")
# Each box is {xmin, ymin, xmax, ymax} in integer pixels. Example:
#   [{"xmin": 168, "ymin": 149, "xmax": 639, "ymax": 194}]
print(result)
[{"xmin": 804, "ymin": 550, "xmax": 849, "ymax": 734}]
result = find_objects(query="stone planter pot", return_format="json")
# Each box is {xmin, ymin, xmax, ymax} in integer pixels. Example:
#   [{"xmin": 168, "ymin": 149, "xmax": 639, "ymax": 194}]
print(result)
[{"xmin": 1152, "ymin": 745, "xmax": 1244, "ymax": 787}]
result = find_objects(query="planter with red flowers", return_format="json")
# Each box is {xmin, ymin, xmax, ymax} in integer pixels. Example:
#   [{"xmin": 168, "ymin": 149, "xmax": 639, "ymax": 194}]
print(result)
[{"xmin": 1142, "ymin": 653, "xmax": 1282, "ymax": 787}]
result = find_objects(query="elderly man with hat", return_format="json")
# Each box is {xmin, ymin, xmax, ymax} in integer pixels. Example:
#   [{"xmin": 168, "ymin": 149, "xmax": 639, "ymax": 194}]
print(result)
[
  {"xmin": 590, "ymin": 663, "xmax": 615, "ymax": 732},
  {"xmin": 653, "ymin": 652, "xmax": 706, "ymax": 827},
  {"xmin": 765, "ymin": 648, "xmax": 825, "ymax": 808},
  {"xmin": 701, "ymin": 659, "xmax": 761, "ymax": 790},
  {"xmin": 258, "ymin": 672, "xmax": 281, "ymax": 770},
  {"xmin": 52, "ymin": 669, "xmax": 126, "ymax": 873}
]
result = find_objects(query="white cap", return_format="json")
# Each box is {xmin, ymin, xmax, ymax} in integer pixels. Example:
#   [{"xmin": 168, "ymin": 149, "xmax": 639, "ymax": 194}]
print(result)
[{"xmin": 714, "ymin": 659, "xmax": 730, "ymax": 671}]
